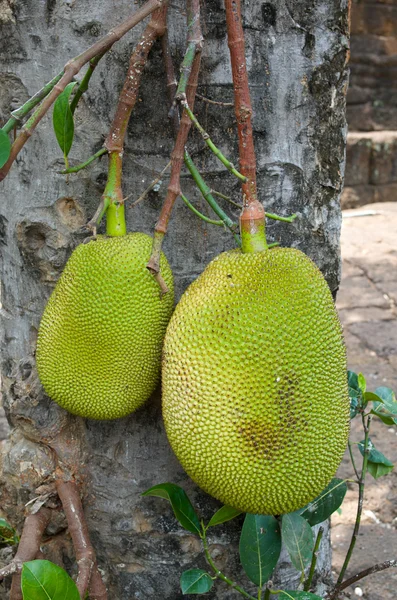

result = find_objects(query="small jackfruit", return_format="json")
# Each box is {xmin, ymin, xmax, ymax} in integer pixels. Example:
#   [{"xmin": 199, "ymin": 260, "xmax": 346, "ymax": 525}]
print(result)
[
  {"xmin": 162, "ymin": 247, "xmax": 350, "ymax": 515},
  {"xmin": 37, "ymin": 233, "xmax": 174, "ymax": 420}
]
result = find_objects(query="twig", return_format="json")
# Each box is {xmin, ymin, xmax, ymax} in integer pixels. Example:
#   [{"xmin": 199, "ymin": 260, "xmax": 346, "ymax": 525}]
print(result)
[
  {"xmin": 181, "ymin": 101, "xmax": 246, "ymax": 182},
  {"xmin": 2, "ymin": 72, "xmax": 63, "ymax": 134},
  {"xmin": 335, "ymin": 560, "xmax": 397, "ymax": 594},
  {"xmin": 332, "ymin": 415, "xmax": 372, "ymax": 595},
  {"xmin": 59, "ymin": 147, "xmax": 107, "ymax": 174},
  {"xmin": 348, "ymin": 440, "xmax": 360, "ymax": 481},
  {"xmin": 56, "ymin": 479, "xmax": 107, "ymax": 600},
  {"xmin": 184, "ymin": 150, "xmax": 240, "ymax": 244},
  {"xmin": 211, "ymin": 189, "xmax": 242, "ymax": 208},
  {"xmin": 0, "ymin": 0, "xmax": 168, "ymax": 181},
  {"xmin": 130, "ymin": 160, "xmax": 171, "ymax": 206},
  {"xmin": 160, "ymin": 10, "xmax": 239, "ymax": 245},
  {"xmin": 7, "ymin": 508, "xmax": 51, "ymax": 600},
  {"xmin": 70, "ymin": 51, "xmax": 107, "ymax": 114},
  {"xmin": 196, "ymin": 93, "xmax": 234, "ymax": 107},
  {"xmin": 201, "ymin": 530, "xmax": 256, "ymax": 600},
  {"xmin": 180, "ymin": 192, "xmax": 223, "ymax": 225},
  {"xmin": 304, "ymin": 526, "xmax": 324, "ymax": 591},
  {"xmin": 147, "ymin": 0, "xmax": 202, "ymax": 280}
]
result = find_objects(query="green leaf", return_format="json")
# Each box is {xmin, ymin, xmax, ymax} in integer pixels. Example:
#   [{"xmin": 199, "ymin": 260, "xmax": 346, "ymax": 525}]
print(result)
[
  {"xmin": 52, "ymin": 82, "xmax": 77, "ymax": 157},
  {"xmin": 358, "ymin": 372, "xmax": 366, "ymax": 394},
  {"xmin": 371, "ymin": 387, "xmax": 397, "ymax": 426},
  {"xmin": 358, "ymin": 438, "xmax": 394, "ymax": 479},
  {"xmin": 0, "ymin": 129, "xmax": 11, "ymax": 168},
  {"xmin": 299, "ymin": 478, "xmax": 347, "ymax": 526},
  {"xmin": 142, "ymin": 483, "xmax": 201, "ymax": 534},
  {"xmin": 278, "ymin": 592, "xmax": 323, "ymax": 600},
  {"xmin": 347, "ymin": 370, "xmax": 361, "ymax": 418},
  {"xmin": 363, "ymin": 391, "xmax": 383, "ymax": 404},
  {"xmin": 207, "ymin": 505, "xmax": 242, "ymax": 528},
  {"xmin": 239, "ymin": 514, "xmax": 281, "ymax": 587},
  {"xmin": 281, "ymin": 513, "xmax": 314, "ymax": 573},
  {"xmin": 0, "ymin": 518, "xmax": 18, "ymax": 544},
  {"xmin": 21, "ymin": 560, "xmax": 80, "ymax": 600},
  {"xmin": 180, "ymin": 569, "xmax": 213, "ymax": 594}
]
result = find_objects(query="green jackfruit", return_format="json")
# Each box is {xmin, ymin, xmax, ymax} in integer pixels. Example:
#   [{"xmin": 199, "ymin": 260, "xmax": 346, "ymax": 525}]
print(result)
[
  {"xmin": 37, "ymin": 233, "xmax": 174, "ymax": 420},
  {"xmin": 162, "ymin": 247, "xmax": 350, "ymax": 515}
]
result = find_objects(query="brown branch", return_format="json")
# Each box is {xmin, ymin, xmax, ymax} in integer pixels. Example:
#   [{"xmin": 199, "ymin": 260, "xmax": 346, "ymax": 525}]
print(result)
[
  {"xmin": 328, "ymin": 560, "xmax": 397, "ymax": 599},
  {"xmin": 6, "ymin": 508, "xmax": 51, "ymax": 600},
  {"xmin": 224, "ymin": 0, "xmax": 257, "ymax": 207},
  {"xmin": 147, "ymin": 0, "xmax": 203, "ymax": 277},
  {"xmin": 56, "ymin": 479, "xmax": 107, "ymax": 600},
  {"xmin": 105, "ymin": 6, "xmax": 168, "ymax": 154},
  {"xmin": 0, "ymin": 0, "xmax": 168, "ymax": 181},
  {"xmin": 89, "ymin": 565, "xmax": 108, "ymax": 600},
  {"xmin": 196, "ymin": 93, "xmax": 234, "ymax": 107}
]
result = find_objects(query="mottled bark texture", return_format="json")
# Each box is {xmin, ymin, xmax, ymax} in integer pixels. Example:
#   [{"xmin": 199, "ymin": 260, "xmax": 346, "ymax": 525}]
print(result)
[{"xmin": 0, "ymin": 0, "xmax": 349, "ymax": 598}]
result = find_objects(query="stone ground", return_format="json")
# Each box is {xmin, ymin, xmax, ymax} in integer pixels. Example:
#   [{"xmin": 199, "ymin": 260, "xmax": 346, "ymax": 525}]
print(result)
[
  {"xmin": 332, "ymin": 202, "xmax": 397, "ymax": 600},
  {"xmin": 0, "ymin": 202, "xmax": 396, "ymax": 597}
]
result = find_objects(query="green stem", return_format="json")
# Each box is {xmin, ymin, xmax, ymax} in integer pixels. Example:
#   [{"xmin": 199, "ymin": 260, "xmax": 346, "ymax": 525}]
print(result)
[
  {"xmin": 182, "ymin": 102, "xmax": 247, "ymax": 182},
  {"xmin": 348, "ymin": 441, "xmax": 360, "ymax": 481},
  {"xmin": 265, "ymin": 212, "xmax": 297, "ymax": 223},
  {"xmin": 257, "ymin": 588, "xmax": 262, "ymax": 600},
  {"xmin": 102, "ymin": 153, "xmax": 126, "ymax": 236},
  {"xmin": 304, "ymin": 526, "xmax": 324, "ymax": 591},
  {"xmin": 59, "ymin": 147, "xmax": 107, "ymax": 174},
  {"xmin": 2, "ymin": 71, "xmax": 64, "ymax": 134},
  {"xmin": 201, "ymin": 531, "xmax": 256, "ymax": 600},
  {"xmin": 184, "ymin": 150, "xmax": 240, "ymax": 245},
  {"xmin": 264, "ymin": 590, "xmax": 270, "ymax": 600},
  {"xmin": 180, "ymin": 193, "xmax": 224, "ymax": 225},
  {"xmin": 70, "ymin": 51, "xmax": 106, "ymax": 114},
  {"xmin": 336, "ymin": 415, "xmax": 372, "ymax": 588},
  {"xmin": 176, "ymin": 42, "xmax": 197, "ymax": 98}
]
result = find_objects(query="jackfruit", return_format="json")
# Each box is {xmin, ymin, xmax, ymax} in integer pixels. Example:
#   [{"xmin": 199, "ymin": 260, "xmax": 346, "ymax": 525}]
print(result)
[
  {"xmin": 37, "ymin": 233, "xmax": 174, "ymax": 420},
  {"xmin": 162, "ymin": 247, "xmax": 349, "ymax": 515}
]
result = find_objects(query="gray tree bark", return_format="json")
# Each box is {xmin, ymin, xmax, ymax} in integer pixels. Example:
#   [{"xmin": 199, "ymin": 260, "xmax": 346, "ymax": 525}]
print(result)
[{"xmin": 0, "ymin": 0, "xmax": 349, "ymax": 598}]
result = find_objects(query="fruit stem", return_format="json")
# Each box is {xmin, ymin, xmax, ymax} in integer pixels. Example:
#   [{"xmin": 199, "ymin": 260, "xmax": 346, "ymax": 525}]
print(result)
[
  {"xmin": 147, "ymin": 0, "xmax": 202, "ymax": 278},
  {"xmin": 240, "ymin": 203, "xmax": 268, "ymax": 253},
  {"xmin": 104, "ymin": 152, "xmax": 126, "ymax": 237},
  {"xmin": 87, "ymin": 7, "xmax": 168, "ymax": 236},
  {"xmin": 225, "ymin": 0, "xmax": 268, "ymax": 253}
]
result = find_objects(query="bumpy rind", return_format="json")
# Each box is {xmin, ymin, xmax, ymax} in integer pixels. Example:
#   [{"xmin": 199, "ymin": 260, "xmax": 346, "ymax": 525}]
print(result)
[
  {"xmin": 37, "ymin": 233, "xmax": 174, "ymax": 420},
  {"xmin": 162, "ymin": 247, "xmax": 350, "ymax": 515}
]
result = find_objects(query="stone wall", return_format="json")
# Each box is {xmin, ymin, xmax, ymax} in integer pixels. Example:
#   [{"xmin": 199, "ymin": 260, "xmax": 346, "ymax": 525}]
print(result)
[{"xmin": 343, "ymin": 0, "xmax": 397, "ymax": 208}]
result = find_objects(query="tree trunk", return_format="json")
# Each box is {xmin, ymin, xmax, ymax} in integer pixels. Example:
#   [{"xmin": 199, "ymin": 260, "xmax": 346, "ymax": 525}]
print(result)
[{"xmin": 0, "ymin": 1, "xmax": 349, "ymax": 598}]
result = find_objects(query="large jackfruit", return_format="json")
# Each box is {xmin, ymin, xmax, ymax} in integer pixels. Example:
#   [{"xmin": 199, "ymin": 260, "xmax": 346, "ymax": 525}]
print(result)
[
  {"xmin": 162, "ymin": 247, "xmax": 349, "ymax": 515},
  {"xmin": 37, "ymin": 233, "xmax": 174, "ymax": 420}
]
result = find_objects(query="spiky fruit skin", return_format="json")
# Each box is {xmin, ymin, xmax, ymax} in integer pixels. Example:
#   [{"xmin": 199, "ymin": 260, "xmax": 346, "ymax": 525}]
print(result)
[
  {"xmin": 37, "ymin": 233, "xmax": 174, "ymax": 420},
  {"xmin": 162, "ymin": 247, "xmax": 349, "ymax": 515}
]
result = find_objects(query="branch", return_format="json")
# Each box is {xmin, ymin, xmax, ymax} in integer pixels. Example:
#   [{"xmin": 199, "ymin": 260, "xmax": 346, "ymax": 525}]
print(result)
[
  {"xmin": 56, "ymin": 479, "xmax": 107, "ymax": 599},
  {"xmin": 335, "ymin": 416, "xmax": 372, "ymax": 590},
  {"xmin": 224, "ymin": 0, "xmax": 257, "ymax": 206},
  {"xmin": 5, "ymin": 508, "xmax": 51, "ymax": 600},
  {"xmin": 147, "ymin": 0, "xmax": 203, "ymax": 280},
  {"xmin": 87, "ymin": 5, "xmax": 168, "ymax": 237},
  {"xmin": 335, "ymin": 560, "xmax": 397, "ymax": 594},
  {"xmin": 0, "ymin": 0, "xmax": 168, "ymax": 181}
]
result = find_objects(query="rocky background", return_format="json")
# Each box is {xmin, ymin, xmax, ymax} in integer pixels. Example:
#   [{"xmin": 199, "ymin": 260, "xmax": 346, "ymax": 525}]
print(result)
[{"xmin": 342, "ymin": 0, "xmax": 397, "ymax": 208}]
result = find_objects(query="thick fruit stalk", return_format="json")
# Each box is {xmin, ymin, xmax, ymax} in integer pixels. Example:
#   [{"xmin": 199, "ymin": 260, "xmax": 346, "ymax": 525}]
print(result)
[{"xmin": 225, "ymin": 0, "xmax": 267, "ymax": 253}]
